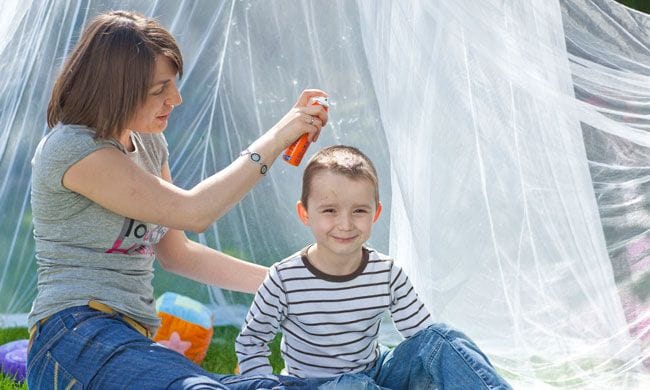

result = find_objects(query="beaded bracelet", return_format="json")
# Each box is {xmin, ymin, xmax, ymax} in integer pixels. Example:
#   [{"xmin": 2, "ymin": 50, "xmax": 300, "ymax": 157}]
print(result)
[{"xmin": 240, "ymin": 149, "xmax": 268, "ymax": 175}]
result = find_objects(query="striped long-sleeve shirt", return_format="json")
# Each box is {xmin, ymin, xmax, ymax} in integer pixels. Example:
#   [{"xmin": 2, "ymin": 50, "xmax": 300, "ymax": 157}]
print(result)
[{"xmin": 235, "ymin": 246, "xmax": 433, "ymax": 378}]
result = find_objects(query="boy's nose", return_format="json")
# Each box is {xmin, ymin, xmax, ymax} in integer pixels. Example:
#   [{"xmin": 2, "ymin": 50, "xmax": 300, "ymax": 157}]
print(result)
[{"xmin": 338, "ymin": 215, "xmax": 354, "ymax": 230}]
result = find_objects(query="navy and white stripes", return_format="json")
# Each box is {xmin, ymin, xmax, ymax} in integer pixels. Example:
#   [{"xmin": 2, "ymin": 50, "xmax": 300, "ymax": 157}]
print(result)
[{"xmin": 236, "ymin": 247, "xmax": 433, "ymax": 378}]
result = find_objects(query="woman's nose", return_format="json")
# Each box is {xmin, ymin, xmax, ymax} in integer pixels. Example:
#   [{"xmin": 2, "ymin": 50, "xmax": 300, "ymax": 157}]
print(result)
[{"xmin": 166, "ymin": 85, "xmax": 182, "ymax": 106}]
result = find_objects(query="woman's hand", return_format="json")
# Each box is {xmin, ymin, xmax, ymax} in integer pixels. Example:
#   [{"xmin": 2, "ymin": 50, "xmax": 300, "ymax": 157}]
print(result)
[{"xmin": 270, "ymin": 89, "xmax": 329, "ymax": 148}]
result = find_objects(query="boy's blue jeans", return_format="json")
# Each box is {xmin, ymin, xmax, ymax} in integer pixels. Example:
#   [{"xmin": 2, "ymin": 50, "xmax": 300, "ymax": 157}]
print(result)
[
  {"xmin": 322, "ymin": 325, "xmax": 512, "ymax": 389},
  {"xmin": 27, "ymin": 305, "xmax": 511, "ymax": 389}
]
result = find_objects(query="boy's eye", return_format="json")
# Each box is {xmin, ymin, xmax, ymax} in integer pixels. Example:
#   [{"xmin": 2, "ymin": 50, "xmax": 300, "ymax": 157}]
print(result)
[
  {"xmin": 354, "ymin": 209, "xmax": 369, "ymax": 213},
  {"xmin": 323, "ymin": 209, "xmax": 335, "ymax": 213},
  {"xmin": 151, "ymin": 87, "xmax": 165, "ymax": 96}
]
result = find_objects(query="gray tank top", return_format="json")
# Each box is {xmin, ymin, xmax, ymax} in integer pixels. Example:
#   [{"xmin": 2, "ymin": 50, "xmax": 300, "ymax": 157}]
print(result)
[{"xmin": 28, "ymin": 124, "xmax": 169, "ymax": 333}]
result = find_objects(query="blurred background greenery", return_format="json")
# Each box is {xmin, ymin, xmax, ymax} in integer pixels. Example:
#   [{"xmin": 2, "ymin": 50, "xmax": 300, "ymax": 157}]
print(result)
[{"xmin": 616, "ymin": 0, "xmax": 650, "ymax": 13}]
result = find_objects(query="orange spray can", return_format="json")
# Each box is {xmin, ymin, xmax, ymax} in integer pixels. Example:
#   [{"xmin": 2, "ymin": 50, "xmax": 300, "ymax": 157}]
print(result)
[{"xmin": 282, "ymin": 96, "xmax": 329, "ymax": 166}]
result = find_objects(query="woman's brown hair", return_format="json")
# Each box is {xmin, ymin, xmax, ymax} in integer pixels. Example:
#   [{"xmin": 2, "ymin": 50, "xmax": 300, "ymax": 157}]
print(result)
[{"xmin": 47, "ymin": 10, "xmax": 183, "ymax": 140}]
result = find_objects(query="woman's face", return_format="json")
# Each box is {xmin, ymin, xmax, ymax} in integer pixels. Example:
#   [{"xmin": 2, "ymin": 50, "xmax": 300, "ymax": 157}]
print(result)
[{"xmin": 127, "ymin": 55, "xmax": 182, "ymax": 134}]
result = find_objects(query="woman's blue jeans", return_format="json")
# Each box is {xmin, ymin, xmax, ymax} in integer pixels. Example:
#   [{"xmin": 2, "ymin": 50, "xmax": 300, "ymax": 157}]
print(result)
[{"xmin": 27, "ymin": 305, "xmax": 510, "ymax": 389}]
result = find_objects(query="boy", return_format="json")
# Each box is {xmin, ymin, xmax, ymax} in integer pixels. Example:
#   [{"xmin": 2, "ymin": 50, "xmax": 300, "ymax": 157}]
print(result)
[{"xmin": 236, "ymin": 145, "xmax": 511, "ymax": 389}]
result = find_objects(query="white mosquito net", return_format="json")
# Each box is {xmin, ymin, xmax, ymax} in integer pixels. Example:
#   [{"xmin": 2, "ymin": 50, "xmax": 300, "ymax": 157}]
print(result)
[{"xmin": 0, "ymin": 0, "xmax": 648, "ymax": 388}]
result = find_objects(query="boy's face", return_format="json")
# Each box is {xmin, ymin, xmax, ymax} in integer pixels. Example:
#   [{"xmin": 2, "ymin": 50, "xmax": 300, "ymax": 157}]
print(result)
[{"xmin": 297, "ymin": 171, "xmax": 381, "ymax": 262}]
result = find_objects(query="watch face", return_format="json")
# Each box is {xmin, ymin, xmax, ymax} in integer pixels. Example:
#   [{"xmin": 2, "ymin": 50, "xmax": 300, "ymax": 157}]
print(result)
[{"xmin": 251, "ymin": 152, "xmax": 261, "ymax": 162}]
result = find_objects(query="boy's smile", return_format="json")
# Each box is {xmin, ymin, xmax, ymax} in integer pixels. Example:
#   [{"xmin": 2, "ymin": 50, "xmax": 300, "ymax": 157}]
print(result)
[{"xmin": 297, "ymin": 171, "xmax": 381, "ymax": 275}]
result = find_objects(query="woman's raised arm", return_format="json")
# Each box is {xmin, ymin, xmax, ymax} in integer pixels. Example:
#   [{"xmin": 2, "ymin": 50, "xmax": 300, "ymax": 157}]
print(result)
[{"xmin": 63, "ymin": 89, "xmax": 328, "ymax": 232}]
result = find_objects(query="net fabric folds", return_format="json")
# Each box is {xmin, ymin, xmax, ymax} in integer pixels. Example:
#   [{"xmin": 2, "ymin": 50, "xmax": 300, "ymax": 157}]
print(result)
[{"xmin": 0, "ymin": 0, "xmax": 648, "ymax": 388}]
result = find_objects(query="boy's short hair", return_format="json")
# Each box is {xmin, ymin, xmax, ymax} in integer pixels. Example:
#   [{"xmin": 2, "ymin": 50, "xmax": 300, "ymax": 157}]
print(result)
[
  {"xmin": 47, "ymin": 10, "xmax": 183, "ymax": 140},
  {"xmin": 301, "ymin": 145, "xmax": 379, "ymax": 208}
]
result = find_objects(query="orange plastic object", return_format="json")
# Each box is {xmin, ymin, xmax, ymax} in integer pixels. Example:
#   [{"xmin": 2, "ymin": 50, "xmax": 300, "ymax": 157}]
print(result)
[
  {"xmin": 283, "ymin": 96, "xmax": 329, "ymax": 166},
  {"xmin": 154, "ymin": 311, "xmax": 214, "ymax": 364}
]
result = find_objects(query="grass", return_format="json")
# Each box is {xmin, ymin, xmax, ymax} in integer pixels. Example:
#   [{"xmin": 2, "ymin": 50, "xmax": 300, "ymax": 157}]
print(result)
[
  {"xmin": 202, "ymin": 326, "xmax": 285, "ymax": 374},
  {"xmin": 0, "ymin": 326, "xmax": 284, "ymax": 389}
]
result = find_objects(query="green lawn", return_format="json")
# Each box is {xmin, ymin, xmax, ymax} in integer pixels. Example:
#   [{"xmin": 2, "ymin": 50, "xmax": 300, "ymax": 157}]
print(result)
[{"xmin": 0, "ymin": 326, "xmax": 284, "ymax": 389}]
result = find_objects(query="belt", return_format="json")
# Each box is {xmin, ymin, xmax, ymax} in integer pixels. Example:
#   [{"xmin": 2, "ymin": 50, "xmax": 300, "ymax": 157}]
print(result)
[
  {"xmin": 29, "ymin": 300, "xmax": 152, "ymax": 342},
  {"xmin": 28, "ymin": 317, "xmax": 48, "ymax": 342},
  {"xmin": 88, "ymin": 300, "xmax": 152, "ymax": 338}
]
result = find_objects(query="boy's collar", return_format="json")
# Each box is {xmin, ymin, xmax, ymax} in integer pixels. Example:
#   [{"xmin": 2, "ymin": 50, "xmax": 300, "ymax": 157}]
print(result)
[{"xmin": 300, "ymin": 245, "xmax": 371, "ymax": 282}]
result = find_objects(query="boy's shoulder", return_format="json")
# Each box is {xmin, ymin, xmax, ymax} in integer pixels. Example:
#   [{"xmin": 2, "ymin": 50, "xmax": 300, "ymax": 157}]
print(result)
[
  {"xmin": 365, "ymin": 246, "xmax": 393, "ymax": 264},
  {"xmin": 273, "ymin": 247, "xmax": 307, "ymax": 271},
  {"xmin": 365, "ymin": 247, "xmax": 390, "ymax": 260},
  {"xmin": 362, "ymin": 247, "xmax": 400, "ymax": 276},
  {"xmin": 365, "ymin": 247, "xmax": 412, "ymax": 276}
]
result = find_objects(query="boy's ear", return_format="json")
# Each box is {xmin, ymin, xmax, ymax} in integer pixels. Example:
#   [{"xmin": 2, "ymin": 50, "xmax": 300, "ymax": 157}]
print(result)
[
  {"xmin": 296, "ymin": 201, "xmax": 310, "ymax": 225},
  {"xmin": 373, "ymin": 202, "xmax": 383, "ymax": 223}
]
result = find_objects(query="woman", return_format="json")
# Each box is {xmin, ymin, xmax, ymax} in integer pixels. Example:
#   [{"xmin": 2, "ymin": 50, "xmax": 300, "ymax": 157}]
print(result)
[{"xmin": 28, "ymin": 10, "xmax": 328, "ymax": 389}]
